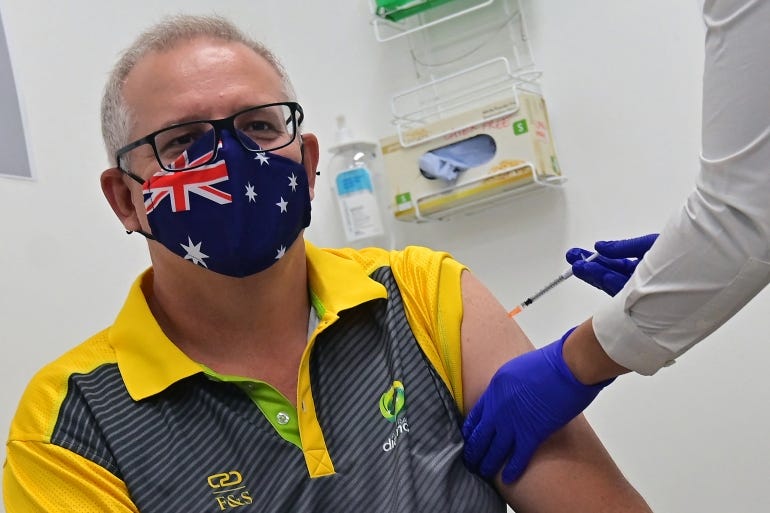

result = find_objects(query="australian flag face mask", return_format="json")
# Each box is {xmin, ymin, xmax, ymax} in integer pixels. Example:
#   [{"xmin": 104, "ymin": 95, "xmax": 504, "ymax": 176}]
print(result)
[{"xmin": 140, "ymin": 130, "xmax": 311, "ymax": 277}]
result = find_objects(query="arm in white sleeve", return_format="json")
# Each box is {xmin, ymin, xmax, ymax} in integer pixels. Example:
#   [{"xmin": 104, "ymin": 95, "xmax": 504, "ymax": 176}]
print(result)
[{"xmin": 593, "ymin": 0, "xmax": 770, "ymax": 375}]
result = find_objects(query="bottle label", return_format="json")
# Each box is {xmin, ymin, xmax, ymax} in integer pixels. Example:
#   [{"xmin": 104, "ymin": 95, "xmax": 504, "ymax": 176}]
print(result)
[{"xmin": 335, "ymin": 167, "xmax": 385, "ymax": 241}]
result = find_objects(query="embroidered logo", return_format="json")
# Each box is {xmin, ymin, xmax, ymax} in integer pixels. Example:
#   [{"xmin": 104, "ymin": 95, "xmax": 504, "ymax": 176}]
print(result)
[
  {"xmin": 379, "ymin": 380, "xmax": 406, "ymax": 422},
  {"xmin": 207, "ymin": 470, "xmax": 253, "ymax": 510},
  {"xmin": 379, "ymin": 380, "xmax": 410, "ymax": 452}
]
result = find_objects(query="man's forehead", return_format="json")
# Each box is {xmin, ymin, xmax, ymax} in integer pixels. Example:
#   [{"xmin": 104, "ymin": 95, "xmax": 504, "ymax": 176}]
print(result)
[
  {"xmin": 128, "ymin": 37, "xmax": 274, "ymax": 81},
  {"xmin": 122, "ymin": 38, "xmax": 285, "ymax": 129}
]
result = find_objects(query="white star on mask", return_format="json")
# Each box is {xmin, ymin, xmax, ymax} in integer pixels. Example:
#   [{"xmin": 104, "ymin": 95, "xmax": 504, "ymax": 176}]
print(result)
[
  {"xmin": 245, "ymin": 182, "xmax": 257, "ymax": 202},
  {"xmin": 276, "ymin": 197, "xmax": 288, "ymax": 213},
  {"xmin": 180, "ymin": 237, "xmax": 209, "ymax": 267},
  {"xmin": 275, "ymin": 245, "xmax": 287, "ymax": 260},
  {"xmin": 288, "ymin": 173, "xmax": 298, "ymax": 192},
  {"xmin": 254, "ymin": 152, "xmax": 270, "ymax": 165}
]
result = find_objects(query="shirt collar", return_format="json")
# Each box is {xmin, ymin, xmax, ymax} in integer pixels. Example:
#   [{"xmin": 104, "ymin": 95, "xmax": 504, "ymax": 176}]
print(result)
[
  {"xmin": 112, "ymin": 243, "xmax": 388, "ymax": 401},
  {"xmin": 111, "ymin": 269, "xmax": 202, "ymax": 401}
]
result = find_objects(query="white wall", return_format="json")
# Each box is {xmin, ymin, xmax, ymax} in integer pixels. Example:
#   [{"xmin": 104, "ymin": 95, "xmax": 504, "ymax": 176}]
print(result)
[{"xmin": 1, "ymin": 1, "xmax": 767, "ymax": 512}]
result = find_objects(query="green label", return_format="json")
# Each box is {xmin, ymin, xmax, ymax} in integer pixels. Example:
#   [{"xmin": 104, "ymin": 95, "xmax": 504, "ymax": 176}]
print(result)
[
  {"xmin": 512, "ymin": 119, "xmax": 529, "ymax": 135},
  {"xmin": 395, "ymin": 192, "xmax": 412, "ymax": 205}
]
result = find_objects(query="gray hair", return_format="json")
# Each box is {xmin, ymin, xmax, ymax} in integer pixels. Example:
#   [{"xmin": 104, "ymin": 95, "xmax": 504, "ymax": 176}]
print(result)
[{"xmin": 100, "ymin": 14, "xmax": 296, "ymax": 167}]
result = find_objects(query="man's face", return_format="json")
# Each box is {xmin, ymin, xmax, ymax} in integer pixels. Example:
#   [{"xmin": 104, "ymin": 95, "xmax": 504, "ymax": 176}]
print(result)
[
  {"xmin": 122, "ymin": 37, "xmax": 300, "ymax": 179},
  {"xmin": 115, "ymin": 37, "xmax": 313, "ymax": 236}
]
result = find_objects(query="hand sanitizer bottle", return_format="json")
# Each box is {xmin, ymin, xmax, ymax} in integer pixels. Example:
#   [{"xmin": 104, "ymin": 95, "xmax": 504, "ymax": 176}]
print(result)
[{"xmin": 327, "ymin": 115, "xmax": 392, "ymax": 249}]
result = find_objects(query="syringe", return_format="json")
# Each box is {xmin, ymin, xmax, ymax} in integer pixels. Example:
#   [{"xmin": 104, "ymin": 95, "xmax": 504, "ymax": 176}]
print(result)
[{"xmin": 507, "ymin": 252, "xmax": 599, "ymax": 317}]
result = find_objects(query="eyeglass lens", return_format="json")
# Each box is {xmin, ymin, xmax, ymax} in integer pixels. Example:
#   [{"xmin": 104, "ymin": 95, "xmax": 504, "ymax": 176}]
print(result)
[{"xmin": 154, "ymin": 104, "xmax": 296, "ymax": 171}]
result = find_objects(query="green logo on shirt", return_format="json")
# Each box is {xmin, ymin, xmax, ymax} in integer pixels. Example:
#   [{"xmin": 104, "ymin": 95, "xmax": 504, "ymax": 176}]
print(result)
[{"xmin": 379, "ymin": 380, "xmax": 405, "ymax": 422}]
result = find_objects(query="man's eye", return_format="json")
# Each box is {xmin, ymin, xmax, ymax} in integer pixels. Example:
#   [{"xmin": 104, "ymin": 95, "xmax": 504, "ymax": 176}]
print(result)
[
  {"xmin": 243, "ymin": 121, "xmax": 279, "ymax": 133},
  {"xmin": 157, "ymin": 129, "xmax": 206, "ymax": 156},
  {"xmin": 168, "ymin": 134, "xmax": 196, "ymax": 147}
]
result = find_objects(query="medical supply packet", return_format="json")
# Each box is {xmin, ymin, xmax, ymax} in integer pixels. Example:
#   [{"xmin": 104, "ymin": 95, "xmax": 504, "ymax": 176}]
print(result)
[{"xmin": 379, "ymin": 90, "xmax": 562, "ymax": 221}]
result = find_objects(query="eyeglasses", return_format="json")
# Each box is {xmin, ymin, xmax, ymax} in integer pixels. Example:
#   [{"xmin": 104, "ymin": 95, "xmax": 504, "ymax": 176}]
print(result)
[{"xmin": 116, "ymin": 102, "xmax": 304, "ymax": 175}]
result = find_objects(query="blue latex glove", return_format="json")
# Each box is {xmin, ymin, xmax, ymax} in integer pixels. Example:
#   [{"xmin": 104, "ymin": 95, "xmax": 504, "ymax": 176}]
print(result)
[
  {"xmin": 567, "ymin": 233, "xmax": 659, "ymax": 296},
  {"xmin": 462, "ymin": 328, "xmax": 613, "ymax": 483}
]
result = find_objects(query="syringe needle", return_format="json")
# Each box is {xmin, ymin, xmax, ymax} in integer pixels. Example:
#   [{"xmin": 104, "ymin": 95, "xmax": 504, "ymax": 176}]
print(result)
[{"xmin": 508, "ymin": 251, "xmax": 599, "ymax": 317}]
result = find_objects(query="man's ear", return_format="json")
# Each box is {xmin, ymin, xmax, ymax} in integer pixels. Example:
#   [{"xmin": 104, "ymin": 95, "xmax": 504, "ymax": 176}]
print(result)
[
  {"xmin": 299, "ymin": 133, "xmax": 320, "ymax": 200},
  {"xmin": 101, "ymin": 168, "xmax": 141, "ymax": 232}
]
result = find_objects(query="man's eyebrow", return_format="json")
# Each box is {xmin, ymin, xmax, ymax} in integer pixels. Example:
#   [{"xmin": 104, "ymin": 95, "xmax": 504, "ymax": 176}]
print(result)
[
  {"xmin": 157, "ymin": 114, "xmax": 211, "ymax": 127},
  {"xmin": 153, "ymin": 102, "xmax": 285, "ymax": 129}
]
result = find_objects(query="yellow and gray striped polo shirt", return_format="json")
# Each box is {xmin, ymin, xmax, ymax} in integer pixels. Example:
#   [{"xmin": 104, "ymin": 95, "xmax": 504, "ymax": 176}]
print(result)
[{"xmin": 4, "ymin": 242, "xmax": 503, "ymax": 512}]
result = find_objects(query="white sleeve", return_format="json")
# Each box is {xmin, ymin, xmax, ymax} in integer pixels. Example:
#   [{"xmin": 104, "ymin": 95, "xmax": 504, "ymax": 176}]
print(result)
[{"xmin": 592, "ymin": 0, "xmax": 770, "ymax": 375}]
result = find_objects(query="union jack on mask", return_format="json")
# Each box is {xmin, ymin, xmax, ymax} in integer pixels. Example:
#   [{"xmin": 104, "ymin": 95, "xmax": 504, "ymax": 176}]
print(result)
[{"xmin": 142, "ymin": 129, "xmax": 311, "ymax": 277}]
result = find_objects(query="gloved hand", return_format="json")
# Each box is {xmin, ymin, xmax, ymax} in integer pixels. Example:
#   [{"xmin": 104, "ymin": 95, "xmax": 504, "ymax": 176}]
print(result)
[
  {"xmin": 462, "ymin": 328, "xmax": 613, "ymax": 484},
  {"xmin": 567, "ymin": 233, "xmax": 659, "ymax": 296}
]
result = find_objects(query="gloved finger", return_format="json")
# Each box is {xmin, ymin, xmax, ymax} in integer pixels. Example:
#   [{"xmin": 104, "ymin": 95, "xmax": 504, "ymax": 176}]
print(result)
[
  {"xmin": 463, "ymin": 423, "xmax": 495, "ymax": 472},
  {"xmin": 567, "ymin": 248, "xmax": 638, "ymax": 276},
  {"xmin": 599, "ymin": 256, "xmax": 638, "ymax": 276},
  {"xmin": 594, "ymin": 233, "xmax": 658, "ymax": 259},
  {"xmin": 462, "ymin": 400, "xmax": 481, "ymax": 440},
  {"xmin": 462, "ymin": 403, "xmax": 494, "ymax": 471},
  {"xmin": 572, "ymin": 261, "xmax": 630, "ymax": 296},
  {"xmin": 570, "ymin": 260, "xmax": 612, "ymax": 292},
  {"xmin": 478, "ymin": 428, "xmax": 515, "ymax": 479},
  {"xmin": 574, "ymin": 257, "xmax": 638, "ymax": 278},
  {"xmin": 599, "ymin": 270, "xmax": 632, "ymax": 296},
  {"xmin": 565, "ymin": 247, "xmax": 594, "ymax": 264},
  {"xmin": 501, "ymin": 443, "xmax": 537, "ymax": 484}
]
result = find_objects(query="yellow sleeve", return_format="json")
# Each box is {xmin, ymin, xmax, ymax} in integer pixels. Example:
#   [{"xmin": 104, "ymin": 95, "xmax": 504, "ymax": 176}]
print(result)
[
  {"xmin": 390, "ymin": 246, "xmax": 467, "ymax": 413},
  {"xmin": 4, "ymin": 334, "xmax": 139, "ymax": 513},
  {"xmin": 4, "ymin": 440, "xmax": 138, "ymax": 513}
]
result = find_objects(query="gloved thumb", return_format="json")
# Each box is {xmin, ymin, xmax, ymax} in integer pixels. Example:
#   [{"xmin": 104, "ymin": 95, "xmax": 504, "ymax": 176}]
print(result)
[
  {"xmin": 462, "ymin": 402, "xmax": 480, "ymax": 441},
  {"xmin": 462, "ymin": 401, "xmax": 493, "ymax": 471},
  {"xmin": 501, "ymin": 444, "xmax": 536, "ymax": 484}
]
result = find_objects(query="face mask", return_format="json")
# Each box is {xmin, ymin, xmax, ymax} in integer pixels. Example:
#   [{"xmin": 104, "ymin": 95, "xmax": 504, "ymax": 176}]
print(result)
[{"xmin": 140, "ymin": 130, "xmax": 311, "ymax": 277}]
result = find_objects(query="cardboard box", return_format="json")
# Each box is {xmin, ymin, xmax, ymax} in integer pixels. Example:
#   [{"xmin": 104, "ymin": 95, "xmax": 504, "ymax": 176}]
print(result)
[{"xmin": 379, "ymin": 90, "xmax": 562, "ymax": 221}]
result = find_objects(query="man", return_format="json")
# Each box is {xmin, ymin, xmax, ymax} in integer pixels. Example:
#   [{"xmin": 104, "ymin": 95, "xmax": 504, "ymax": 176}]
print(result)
[{"xmin": 3, "ymin": 15, "xmax": 651, "ymax": 512}]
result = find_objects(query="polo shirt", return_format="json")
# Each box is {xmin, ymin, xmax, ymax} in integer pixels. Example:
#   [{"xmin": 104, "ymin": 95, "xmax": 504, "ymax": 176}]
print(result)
[{"xmin": 4, "ymin": 242, "xmax": 503, "ymax": 512}]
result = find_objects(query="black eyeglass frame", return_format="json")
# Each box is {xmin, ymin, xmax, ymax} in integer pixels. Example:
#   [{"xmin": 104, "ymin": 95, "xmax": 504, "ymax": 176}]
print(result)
[{"xmin": 115, "ymin": 101, "xmax": 304, "ymax": 182}]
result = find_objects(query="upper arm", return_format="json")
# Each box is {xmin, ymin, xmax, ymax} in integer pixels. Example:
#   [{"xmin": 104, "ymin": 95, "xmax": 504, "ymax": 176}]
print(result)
[{"xmin": 459, "ymin": 270, "xmax": 651, "ymax": 513}]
